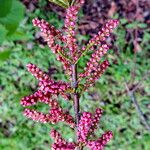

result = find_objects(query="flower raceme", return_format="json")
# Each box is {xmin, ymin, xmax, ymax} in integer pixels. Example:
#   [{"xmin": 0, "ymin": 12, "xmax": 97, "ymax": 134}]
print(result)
[
  {"xmin": 20, "ymin": 0, "xmax": 119, "ymax": 149},
  {"xmin": 49, "ymin": 108, "xmax": 113, "ymax": 150},
  {"xmin": 50, "ymin": 129, "xmax": 76, "ymax": 150}
]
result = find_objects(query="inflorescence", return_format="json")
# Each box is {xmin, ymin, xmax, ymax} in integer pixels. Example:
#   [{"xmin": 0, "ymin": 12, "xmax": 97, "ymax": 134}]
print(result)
[{"xmin": 21, "ymin": 0, "xmax": 119, "ymax": 149}]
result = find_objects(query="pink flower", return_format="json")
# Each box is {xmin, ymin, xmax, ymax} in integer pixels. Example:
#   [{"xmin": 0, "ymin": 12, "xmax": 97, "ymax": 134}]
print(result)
[
  {"xmin": 23, "ymin": 104, "xmax": 75, "ymax": 127},
  {"xmin": 65, "ymin": 6, "xmax": 79, "ymax": 60},
  {"xmin": 77, "ymin": 108, "xmax": 112, "ymax": 149},
  {"xmin": 21, "ymin": 0, "xmax": 119, "ymax": 149},
  {"xmin": 79, "ymin": 44, "xmax": 109, "ymax": 79},
  {"xmin": 89, "ymin": 19, "xmax": 119, "ymax": 45},
  {"xmin": 23, "ymin": 108, "xmax": 51, "ymax": 123},
  {"xmin": 85, "ymin": 60, "xmax": 110, "ymax": 88},
  {"xmin": 26, "ymin": 63, "xmax": 52, "ymax": 82},
  {"xmin": 50, "ymin": 129, "xmax": 76, "ymax": 150},
  {"xmin": 32, "ymin": 18, "xmax": 70, "ymax": 71},
  {"xmin": 78, "ymin": 112, "xmax": 93, "ymax": 142},
  {"xmin": 87, "ymin": 131, "xmax": 113, "ymax": 150},
  {"xmin": 48, "ymin": 108, "xmax": 113, "ymax": 149}
]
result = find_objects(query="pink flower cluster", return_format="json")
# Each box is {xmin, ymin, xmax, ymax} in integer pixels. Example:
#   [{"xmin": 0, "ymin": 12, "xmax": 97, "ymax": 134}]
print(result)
[
  {"xmin": 50, "ymin": 129, "xmax": 76, "ymax": 150},
  {"xmin": 89, "ymin": 19, "xmax": 119, "ymax": 45},
  {"xmin": 21, "ymin": 0, "xmax": 119, "ymax": 149},
  {"xmin": 49, "ymin": 108, "xmax": 112, "ymax": 150},
  {"xmin": 77, "ymin": 112, "xmax": 93, "ymax": 142},
  {"xmin": 32, "ymin": 8, "xmax": 118, "ymax": 84},
  {"xmin": 87, "ymin": 131, "xmax": 113, "ymax": 150},
  {"xmin": 21, "ymin": 64, "xmax": 74, "ymax": 127},
  {"xmin": 65, "ymin": 5, "xmax": 78, "ymax": 59},
  {"xmin": 85, "ymin": 60, "xmax": 110, "ymax": 88},
  {"xmin": 77, "ymin": 108, "xmax": 107, "ymax": 144},
  {"xmin": 78, "ymin": 19, "xmax": 119, "ymax": 57},
  {"xmin": 80, "ymin": 44, "xmax": 109, "ymax": 78},
  {"xmin": 32, "ymin": 18, "xmax": 69, "ymax": 71},
  {"xmin": 78, "ymin": 19, "xmax": 119, "ymax": 89}
]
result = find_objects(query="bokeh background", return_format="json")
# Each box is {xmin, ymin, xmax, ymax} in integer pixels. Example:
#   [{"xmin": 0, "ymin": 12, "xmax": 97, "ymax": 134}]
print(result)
[{"xmin": 0, "ymin": 0, "xmax": 150, "ymax": 150}]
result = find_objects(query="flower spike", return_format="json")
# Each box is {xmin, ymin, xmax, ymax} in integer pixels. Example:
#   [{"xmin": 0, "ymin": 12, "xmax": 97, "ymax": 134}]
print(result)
[{"xmin": 21, "ymin": 1, "xmax": 119, "ymax": 149}]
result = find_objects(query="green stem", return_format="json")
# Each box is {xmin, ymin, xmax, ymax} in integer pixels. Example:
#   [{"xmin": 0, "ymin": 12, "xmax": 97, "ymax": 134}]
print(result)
[
  {"xmin": 48, "ymin": 0, "xmax": 68, "ymax": 8},
  {"xmin": 75, "ymin": 42, "xmax": 94, "ymax": 64},
  {"xmin": 58, "ymin": 50, "xmax": 71, "ymax": 62},
  {"xmin": 71, "ymin": 0, "xmax": 76, "ymax": 6}
]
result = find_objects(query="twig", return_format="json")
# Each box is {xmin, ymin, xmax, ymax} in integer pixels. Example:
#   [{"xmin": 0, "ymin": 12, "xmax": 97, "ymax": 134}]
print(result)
[
  {"xmin": 117, "ymin": 70, "xmax": 150, "ymax": 96},
  {"xmin": 131, "ymin": 70, "xmax": 150, "ymax": 93},
  {"xmin": 71, "ymin": 64, "xmax": 81, "ymax": 150},
  {"xmin": 125, "ymin": 81, "xmax": 150, "ymax": 132}
]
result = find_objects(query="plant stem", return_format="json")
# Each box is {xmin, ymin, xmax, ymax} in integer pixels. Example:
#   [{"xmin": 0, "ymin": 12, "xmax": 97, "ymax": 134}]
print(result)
[
  {"xmin": 71, "ymin": 64, "xmax": 81, "ymax": 150},
  {"xmin": 125, "ymin": 82, "xmax": 150, "ymax": 132},
  {"xmin": 75, "ymin": 42, "xmax": 94, "ymax": 64}
]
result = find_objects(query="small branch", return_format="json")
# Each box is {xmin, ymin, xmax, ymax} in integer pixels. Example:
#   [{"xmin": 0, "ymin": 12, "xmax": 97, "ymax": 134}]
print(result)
[
  {"xmin": 71, "ymin": 0, "xmax": 76, "ymax": 6},
  {"xmin": 131, "ymin": 70, "xmax": 150, "ymax": 93},
  {"xmin": 75, "ymin": 43, "xmax": 94, "ymax": 64},
  {"xmin": 72, "ymin": 64, "xmax": 80, "ymax": 125},
  {"xmin": 58, "ymin": 50, "xmax": 71, "ymax": 62},
  {"xmin": 125, "ymin": 82, "xmax": 150, "ymax": 132},
  {"xmin": 48, "ymin": 0, "xmax": 68, "ymax": 8},
  {"xmin": 71, "ymin": 64, "xmax": 81, "ymax": 149},
  {"xmin": 117, "ymin": 70, "xmax": 150, "ymax": 96}
]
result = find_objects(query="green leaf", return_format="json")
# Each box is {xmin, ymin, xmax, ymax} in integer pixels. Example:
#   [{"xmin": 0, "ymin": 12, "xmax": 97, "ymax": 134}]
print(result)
[
  {"xmin": 0, "ymin": 50, "xmax": 12, "ymax": 62},
  {"xmin": 137, "ymin": 23, "xmax": 147, "ymax": 28},
  {"xmin": 126, "ymin": 22, "xmax": 147, "ymax": 29},
  {"xmin": 8, "ymin": 30, "xmax": 33, "ymax": 41},
  {"xmin": 126, "ymin": 22, "xmax": 138, "ymax": 29},
  {"xmin": 120, "ymin": 18, "xmax": 128, "ymax": 25},
  {"xmin": 143, "ymin": 31, "xmax": 150, "ymax": 43},
  {"xmin": 0, "ymin": 0, "xmax": 25, "ymax": 35},
  {"xmin": 0, "ymin": 24, "xmax": 8, "ymax": 43},
  {"xmin": 0, "ymin": 0, "xmax": 12, "ymax": 18},
  {"xmin": 48, "ymin": 0, "xmax": 69, "ymax": 8}
]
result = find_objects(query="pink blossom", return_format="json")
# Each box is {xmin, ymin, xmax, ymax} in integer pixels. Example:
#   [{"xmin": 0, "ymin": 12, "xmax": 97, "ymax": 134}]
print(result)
[
  {"xmin": 50, "ymin": 129, "xmax": 76, "ymax": 150},
  {"xmin": 21, "ymin": 1, "xmax": 119, "ymax": 149},
  {"xmin": 26, "ymin": 63, "xmax": 52, "ymax": 82},
  {"xmin": 78, "ymin": 112, "xmax": 93, "ymax": 142},
  {"xmin": 87, "ymin": 131, "xmax": 113, "ymax": 150}
]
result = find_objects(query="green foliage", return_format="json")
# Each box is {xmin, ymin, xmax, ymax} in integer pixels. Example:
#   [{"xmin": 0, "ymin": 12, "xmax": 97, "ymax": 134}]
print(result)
[
  {"xmin": 0, "ymin": 24, "xmax": 8, "ymax": 43},
  {"xmin": 0, "ymin": 1, "xmax": 150, "ymax": 150},
  {"xmin": 0, "ymin": 0, "xmax": 12, "ymax": 18},
  {"xmin": 0, "ymin": 49, "xmax": 12, "ymax": 62},
  {"xmin": 126, "ymin": 21, "xmax": 147, "ymax": 29},
  {"xmin": 48, "ymin": 0, "xmax": 70, "ymax": 8},
  {"xmin": 48, "ymin": 0, "xmax": 76, "ymax": 8},
  {"xmin": 0, "ymin": 0, "xmax": 25, "ymax": 43}
]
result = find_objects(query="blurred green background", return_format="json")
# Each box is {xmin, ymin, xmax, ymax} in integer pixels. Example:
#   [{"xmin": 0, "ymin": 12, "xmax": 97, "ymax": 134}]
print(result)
[{"xmin": 0, "ymin": 0, "xmax": 150, "ymax": 150}]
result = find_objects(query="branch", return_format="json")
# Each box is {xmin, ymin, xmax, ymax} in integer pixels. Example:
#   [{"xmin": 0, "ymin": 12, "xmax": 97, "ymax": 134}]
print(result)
[
  {"xmin": 117, "ymin": 70, "xmax": 150, "ymax": 96},
  {"xmin": 71, "ymin": 64, "xmax": 81, "ymax": 150},
  {"xmin": 131, "ymin": 70, "xmax": 150, "ymax": 93},
  {"xmin": 48, "ymin": 0, "xmax": 69, "ymax": 8},
  {"xmin": 125, "ymin": 81, "xmax": 150, "ymax": 132}
]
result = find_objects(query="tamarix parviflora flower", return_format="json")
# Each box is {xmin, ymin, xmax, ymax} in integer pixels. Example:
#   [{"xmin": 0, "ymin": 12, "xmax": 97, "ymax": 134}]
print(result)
[{"xmin": 21, "ymin": 0, "xmax": 119, "ymax": 149}]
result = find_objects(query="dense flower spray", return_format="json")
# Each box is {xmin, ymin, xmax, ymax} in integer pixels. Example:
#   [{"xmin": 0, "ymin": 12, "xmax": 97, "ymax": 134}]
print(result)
[{"xmin": 21, "ymin": 0, "xmax": 119, "ymax": 149}]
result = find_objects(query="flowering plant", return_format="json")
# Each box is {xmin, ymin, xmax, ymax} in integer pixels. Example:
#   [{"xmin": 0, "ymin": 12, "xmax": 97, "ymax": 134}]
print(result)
[{"xmin": 21, "ymin": 0, "xmax": 119, "ymax": 149}]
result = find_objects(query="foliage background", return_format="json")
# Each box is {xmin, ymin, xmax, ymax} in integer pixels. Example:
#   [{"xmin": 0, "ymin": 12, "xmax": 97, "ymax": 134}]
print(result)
[{"xmin": 0, "ymin": 0, "xmax": 150, "ymax": 150}]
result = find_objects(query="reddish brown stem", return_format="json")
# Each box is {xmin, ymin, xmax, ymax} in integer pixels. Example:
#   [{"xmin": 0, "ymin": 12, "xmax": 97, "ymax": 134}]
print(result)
[{"xmin": 71, "ymin": 64, "xmax": 81, "ymax": 150}]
